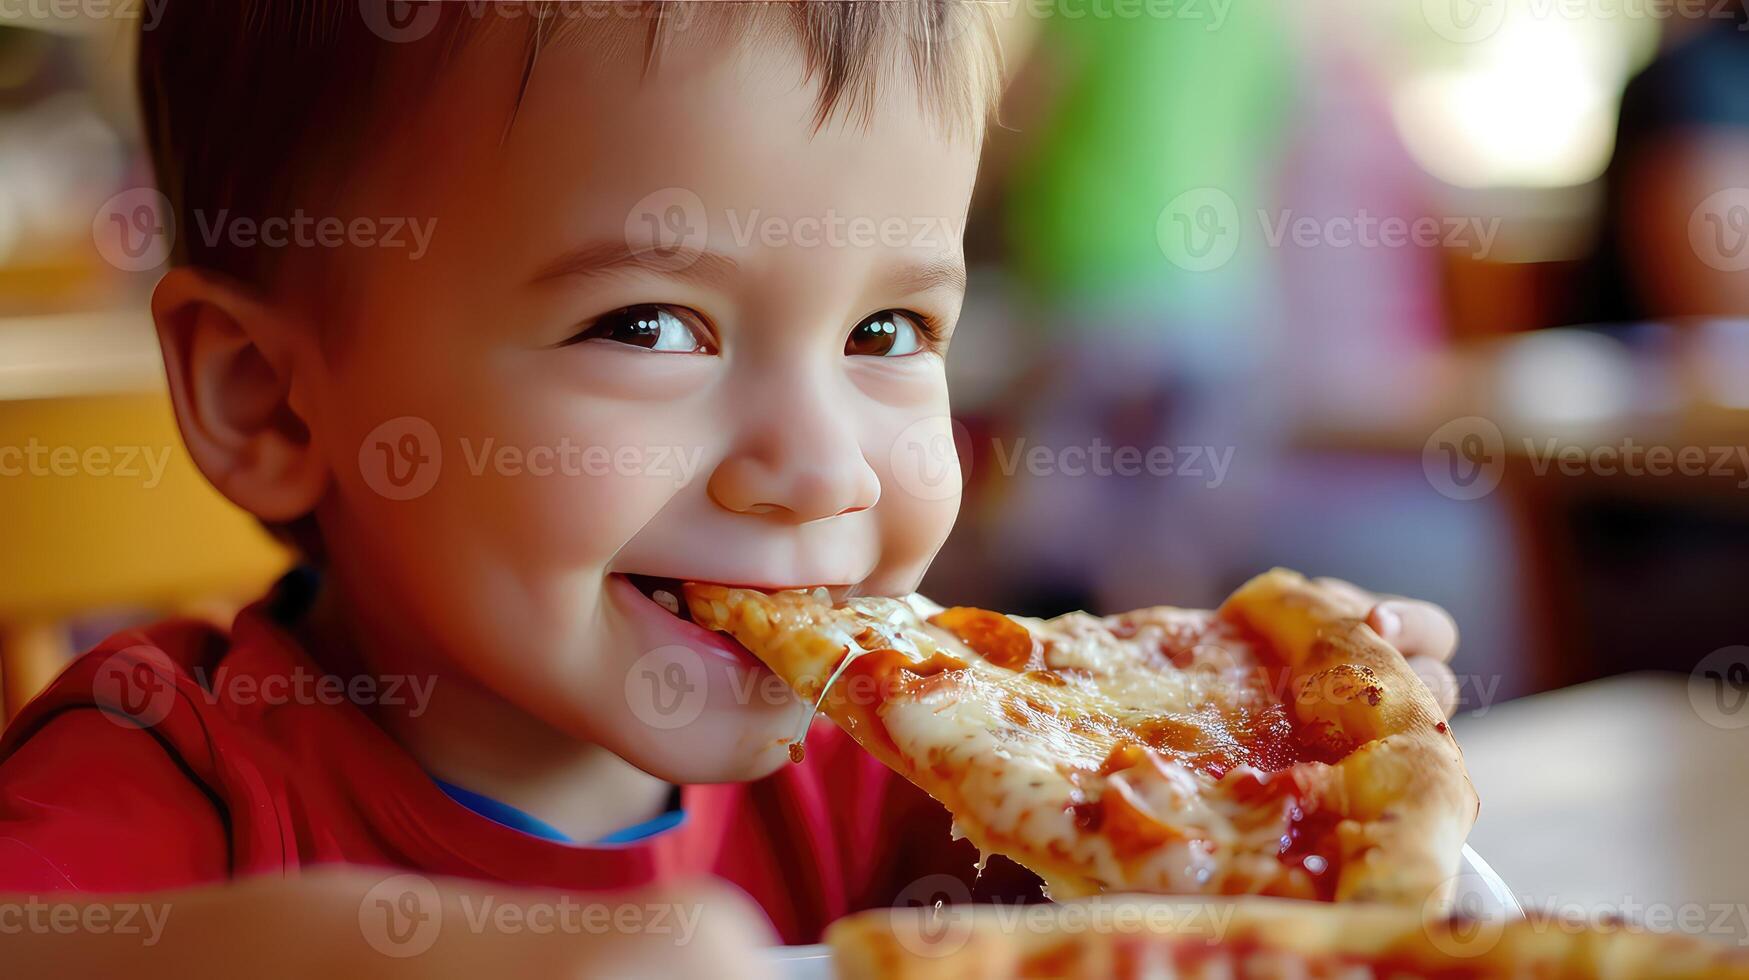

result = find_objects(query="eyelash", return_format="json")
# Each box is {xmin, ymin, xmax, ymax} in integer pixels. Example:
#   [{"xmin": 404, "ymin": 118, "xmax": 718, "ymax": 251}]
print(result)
[
  {"xmin": 904, "ymin": 311, "xmax": 948, "ymax": 352},
  {"xmin": 558, "ymin": 306, "xmax": 948, "ymax": 355}
]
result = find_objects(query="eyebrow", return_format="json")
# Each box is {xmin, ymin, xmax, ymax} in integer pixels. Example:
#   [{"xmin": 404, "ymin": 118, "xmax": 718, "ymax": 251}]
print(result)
[
  {"xmin": 530, "ymin": 240, "xmax": 742, "ymax": 291},
  {"xmin": 887, "ymin": 257, "xmax": 968, "ymax": 297},
  {"xmin": 531, "ymin": 240, "xmax": 967, "ymax": 298}
]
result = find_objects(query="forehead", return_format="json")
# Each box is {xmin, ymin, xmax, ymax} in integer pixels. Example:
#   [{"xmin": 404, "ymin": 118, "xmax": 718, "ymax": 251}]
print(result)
[{"xmin": 365, "ymin": 26, "xmax": 982, "ymax": 289}]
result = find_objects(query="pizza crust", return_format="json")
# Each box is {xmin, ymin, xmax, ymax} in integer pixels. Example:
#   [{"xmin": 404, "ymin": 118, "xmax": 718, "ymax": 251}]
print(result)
[{"xmin": 1220, "ymin": 569, "xmax": 1480, "ymax": 904}]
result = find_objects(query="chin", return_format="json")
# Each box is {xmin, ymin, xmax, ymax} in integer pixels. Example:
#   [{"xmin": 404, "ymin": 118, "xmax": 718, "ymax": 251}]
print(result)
[
  {"xmin": 589, "ymin": 571, "xmax": 820, "ymax": 782},
  {"xmin": 608, "ymin": 711, "xmax": 802, "ymax": 784}
]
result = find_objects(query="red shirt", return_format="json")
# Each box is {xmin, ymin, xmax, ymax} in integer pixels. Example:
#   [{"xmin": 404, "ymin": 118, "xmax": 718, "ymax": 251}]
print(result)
[{"xmin": 0, "ymin": 587, "xmax": 1036, "ymax": 943}]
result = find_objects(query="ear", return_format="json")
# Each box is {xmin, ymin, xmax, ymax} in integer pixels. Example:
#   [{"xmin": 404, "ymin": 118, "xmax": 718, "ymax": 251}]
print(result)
[{"xmin": 151, "ymin": 266, "xmax": 330, "ymax": 523}]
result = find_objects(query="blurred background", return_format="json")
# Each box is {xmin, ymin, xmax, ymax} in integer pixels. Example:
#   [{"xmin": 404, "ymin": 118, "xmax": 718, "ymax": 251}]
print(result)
[{"xmin": 0, "ymin": 0, "xmax": 1746, "ymax": 939}]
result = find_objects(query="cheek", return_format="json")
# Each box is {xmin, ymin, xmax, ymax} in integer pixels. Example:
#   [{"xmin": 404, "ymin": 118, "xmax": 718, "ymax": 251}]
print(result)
[
  {"xmin": 858, "ymin": 372, "xmax": 963, "ymax": 589},
  {"xmin": 331, "ymin": 349, "xmax": 708, "ymax": 576}
]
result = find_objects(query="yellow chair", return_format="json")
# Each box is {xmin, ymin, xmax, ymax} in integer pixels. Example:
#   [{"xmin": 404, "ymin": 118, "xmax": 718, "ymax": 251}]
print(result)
[{"xmin": 0, "ymin": 311, "xmax": 290, "ymax": 720}]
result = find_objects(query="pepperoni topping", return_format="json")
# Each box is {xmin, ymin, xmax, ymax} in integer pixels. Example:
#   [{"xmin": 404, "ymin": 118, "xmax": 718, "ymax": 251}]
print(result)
[
  {"xmin": 1120, "ymin": 703, "xmax": 1314, "ymax": 779},
  {"xmin": 844, "ymin": 647, "xmax": 968, "ymax": 686},
  {"xmin": 929, "ymin": 607, "xmax": 1040, "ymax": 671},
  {"xmin": 1099, "ymin": 777, "xmax": 1182, "ymax": 858}
]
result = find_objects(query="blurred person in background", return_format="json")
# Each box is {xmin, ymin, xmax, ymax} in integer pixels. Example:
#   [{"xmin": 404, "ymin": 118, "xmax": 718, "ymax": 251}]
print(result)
[{"xmin": 1576, "ymin": 11, "xmax": 1749, "ymax": 325}]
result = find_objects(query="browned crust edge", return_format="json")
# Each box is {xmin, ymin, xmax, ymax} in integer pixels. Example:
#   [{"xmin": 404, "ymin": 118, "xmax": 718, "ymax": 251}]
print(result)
[{"xmin": 1220, "ymin": 568, "xmax": 1479, "ymax": 905}]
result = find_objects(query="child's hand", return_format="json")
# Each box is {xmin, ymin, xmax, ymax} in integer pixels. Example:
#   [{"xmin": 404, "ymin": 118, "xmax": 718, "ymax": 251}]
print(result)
[{"xmin": 1313, "ymin": 578, "xmax": 1462, "ymax": 718}]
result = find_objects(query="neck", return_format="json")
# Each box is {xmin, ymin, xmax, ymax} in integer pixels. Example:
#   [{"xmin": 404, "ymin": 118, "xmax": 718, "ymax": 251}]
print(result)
[{"xmin": 294, "ymin": 570, "xmax": 672, "ymax": 843}]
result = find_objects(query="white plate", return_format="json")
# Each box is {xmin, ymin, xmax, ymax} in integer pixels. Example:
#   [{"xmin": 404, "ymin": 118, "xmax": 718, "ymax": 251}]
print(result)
[{"xmin": 771, "ymin": 845, "xmax": 1519, "ymax": 979}]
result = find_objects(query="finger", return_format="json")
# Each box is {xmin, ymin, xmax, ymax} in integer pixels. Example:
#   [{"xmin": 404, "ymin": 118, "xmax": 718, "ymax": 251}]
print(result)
[
  {"xmin": 1367, "ymin": 599, "xmax": 1460, "ymax": 664},
  {"xmin": 1406, "ymin": 655, "xmax": 1460, "ymax": 718}
]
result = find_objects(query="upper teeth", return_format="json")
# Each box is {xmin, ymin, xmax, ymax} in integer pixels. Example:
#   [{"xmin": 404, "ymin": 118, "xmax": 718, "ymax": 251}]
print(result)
[{"xmin": 652, "ymin": 590, "xmax": 681, "ymax": 615}]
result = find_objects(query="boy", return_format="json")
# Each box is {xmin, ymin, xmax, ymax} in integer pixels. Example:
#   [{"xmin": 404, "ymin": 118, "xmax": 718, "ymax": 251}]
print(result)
[{"xmin": 0, "ymin": 3, "xmax": 1460, "ymax": 976}]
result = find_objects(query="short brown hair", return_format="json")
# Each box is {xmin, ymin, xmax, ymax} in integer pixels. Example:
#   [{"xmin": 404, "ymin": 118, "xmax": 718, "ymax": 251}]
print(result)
[{"xmin": 136, "ymin": 0, "xmax": 1005, "ymax": 295}]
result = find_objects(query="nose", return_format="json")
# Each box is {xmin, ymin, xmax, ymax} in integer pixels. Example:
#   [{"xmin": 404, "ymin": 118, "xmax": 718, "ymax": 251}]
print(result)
[{"xmin": 707, "ymin": 385, "xmax": 881, "ymax": 524}]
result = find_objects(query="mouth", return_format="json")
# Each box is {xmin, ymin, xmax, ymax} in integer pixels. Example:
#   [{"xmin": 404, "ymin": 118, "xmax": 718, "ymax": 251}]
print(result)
[
  {"xmin": 608, "ymin": 574, "xmax": 853, "ymax": 671},
  {"xmin": 621, "ymin": 574, "xmax": 855, "ymax": 620},
  {"xmin": 623, "ymin": 574, "xmax": 697, "ymax": 622}
]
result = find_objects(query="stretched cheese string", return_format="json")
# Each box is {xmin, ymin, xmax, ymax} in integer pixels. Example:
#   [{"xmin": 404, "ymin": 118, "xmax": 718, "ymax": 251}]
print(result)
[{"xmin": 789, "ymin": 638, "xmax": 867, "ymax": 763}]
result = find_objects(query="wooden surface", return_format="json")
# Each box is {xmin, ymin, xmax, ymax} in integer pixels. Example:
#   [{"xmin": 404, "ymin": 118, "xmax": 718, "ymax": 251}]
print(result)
[{"xmin": 1454, "ymin": 672, "xmax": 1749, "ymax": 939}]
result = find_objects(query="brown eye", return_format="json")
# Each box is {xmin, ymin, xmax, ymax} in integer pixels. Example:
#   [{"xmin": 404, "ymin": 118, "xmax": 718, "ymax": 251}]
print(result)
[
  {"xmin": 846, "ymin": 311, "xmax": 926, "ymax": 357},
  {"xmin": 565, "ymin": 305, "xmax": 712, "ymax": 352}
]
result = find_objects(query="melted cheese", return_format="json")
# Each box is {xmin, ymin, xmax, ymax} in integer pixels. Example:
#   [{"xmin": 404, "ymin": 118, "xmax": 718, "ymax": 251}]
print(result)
[
  {"xmin": 688, "ymin": 582, "xmax": 1353, "ymax": 900},
  {"xmin": 841, "ymin": 596, "xmax": 1342, "ymax": 898}
]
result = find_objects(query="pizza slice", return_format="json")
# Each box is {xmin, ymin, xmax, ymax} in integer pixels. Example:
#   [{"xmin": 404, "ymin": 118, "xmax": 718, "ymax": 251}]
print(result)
[
  {"xmin": 826, "ymin": 895, "xmax": 1749, "ymax": 980},
  {"xmin": 683, "ymin": 569, "xmax": 1477, "ymax": 905}
]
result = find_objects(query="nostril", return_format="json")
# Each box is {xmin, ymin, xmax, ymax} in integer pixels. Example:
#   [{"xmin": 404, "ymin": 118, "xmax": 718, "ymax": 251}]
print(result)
[{"xmin": 705, "ymin": 445, "xmax": 880, "ymax": 522}]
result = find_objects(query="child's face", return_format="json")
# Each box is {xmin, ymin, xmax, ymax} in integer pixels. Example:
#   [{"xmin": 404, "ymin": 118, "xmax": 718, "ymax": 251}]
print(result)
[{"xmin": 299, "ymin": 32, "xmax": 979, "ymax": 782}]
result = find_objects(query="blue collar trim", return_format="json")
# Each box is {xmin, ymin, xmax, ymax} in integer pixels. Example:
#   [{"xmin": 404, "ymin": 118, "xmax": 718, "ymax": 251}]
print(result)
[{"xmin": 432, "ymin": 778, "xmax": 685, "ymax": 845}]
